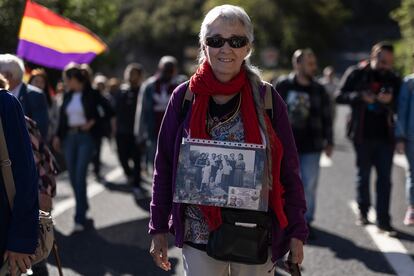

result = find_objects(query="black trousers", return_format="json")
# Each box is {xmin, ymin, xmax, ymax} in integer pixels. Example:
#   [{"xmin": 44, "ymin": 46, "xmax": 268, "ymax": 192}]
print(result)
[
  {"xmin": 92, "ymin": 135, "xmax": 103, "ymax": 177},
  {"xmin": 116, "ymin": 133, "xmax": 141, "ymax": 188},
  {"xmin": 354, "ymin": 140, "xmax": 394, "ymax": 226}
]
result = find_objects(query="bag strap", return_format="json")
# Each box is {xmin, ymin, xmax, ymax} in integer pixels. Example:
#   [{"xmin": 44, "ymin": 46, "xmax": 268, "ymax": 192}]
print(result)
[
  {"xmin": 0, "ymin": 117, "xmax": 15, "ymax": 209},
  {"xmin": 180, "ymin": 81, "xmax": 193, "ymax": 120},
  {"xmin": 262, "ymin": 81, "xmax": 274, "ymax": 120},
  {"xmin": 52, "ymin": 241, "xmax": 64, "ymax": 276}
]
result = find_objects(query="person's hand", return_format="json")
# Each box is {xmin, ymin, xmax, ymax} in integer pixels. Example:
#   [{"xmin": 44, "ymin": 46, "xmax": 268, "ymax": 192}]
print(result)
[
  {"xmin": 377, "ymin": 91, "xmax": 393, "ymax": 104},
  {"xmin": 3, "ymin": 250, "xmax": 34, "ymax": 276},
  {"xmin": 80, "ymin": 121, "xmax": 93, "ymax": 131},
  {"xmin": 362, "ymin": 91, "xmax": 375, "ymax": 104},
  {"xmin": 396, "ymin": 141, "xmax": 405, "ymax": 154},
  {"xmin": 52, "ymin": 136, "xmax": 60, "ymax": 152},
  {"xmin": 150, "ymin": 233, "xmax": 171, "ymax": 271},
  {"xmin": 288, "ymin": 238, "xmax": 304, "ymax": 264},
  {"xmin": 39, "ymin": 193, "xmax": 52, "ymax": 212},
  {"xmin": 324, "ymin": 144, "xmax": 334, "ymax": 158}
]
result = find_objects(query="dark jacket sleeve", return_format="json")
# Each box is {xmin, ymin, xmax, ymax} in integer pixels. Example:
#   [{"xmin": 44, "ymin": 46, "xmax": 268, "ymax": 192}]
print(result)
[
  {"xmin": 320, "ymin": 85, "xmax": 334, "ymax": 146},
  {"xmin": 99, "ymin": 93, "xmax": 115, "ymax": 119},
  {"xmin": 273, "ymin": 76, "xmax": 289, "ymax": 102},
  {"xmin": 25, "ymin": 89, "xmax": 49, "ymax": 139},
  {"xmin": 56, "ymin": 93, "xmax": 70, "ymax": 140},
  {"xmin": 336, "ymin": 66, "xmax": 362, "ymax": 105},
  {"xmin": 272, "ymin": 88, "xmax": 308, "ymax": 242},
  {"xmin": 0, "ymin": 92, "xmax": 39, "ymax": 254},
  {"xmin": 135, "ymin": 81, "xmax": 154, "ymax": 143}
]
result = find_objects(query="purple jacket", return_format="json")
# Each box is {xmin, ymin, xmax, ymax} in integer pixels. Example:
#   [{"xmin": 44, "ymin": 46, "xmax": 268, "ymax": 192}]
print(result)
[{"xmin": 149, "ymin": 82, "xmax": 308, "ymax": 261}]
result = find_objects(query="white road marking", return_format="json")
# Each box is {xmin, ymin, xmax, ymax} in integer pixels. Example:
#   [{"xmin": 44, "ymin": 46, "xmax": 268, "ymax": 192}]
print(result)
[
  {"xmin": 394, "ymin": 153, "xmax": 409, "ymax": 170},
  {"xmin": 52, "ymin": 168, "xmax": 124, "ymax": 217},
  {"xmin": 349, "ymin": 201, "xmax": 414, "ymax": 276}
]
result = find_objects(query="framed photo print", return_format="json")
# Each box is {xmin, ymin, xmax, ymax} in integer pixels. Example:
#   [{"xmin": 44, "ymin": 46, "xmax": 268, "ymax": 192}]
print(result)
[{"xmin": 173, "ymin": 138, "xmax": 269, "ymax": 211}]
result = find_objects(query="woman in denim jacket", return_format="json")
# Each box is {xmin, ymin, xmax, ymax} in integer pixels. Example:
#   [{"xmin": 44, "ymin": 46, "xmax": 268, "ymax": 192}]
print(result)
[{"xmin": 396, "ymin": 73, "xmax": 414, "ymax": 225}]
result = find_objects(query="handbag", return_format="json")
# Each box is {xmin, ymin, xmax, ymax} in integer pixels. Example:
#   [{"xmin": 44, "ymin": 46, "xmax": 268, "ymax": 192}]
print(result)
[
  {"xmin": 0, "ymin": 116, "xmax": 62, "ymax": 275},
  {"xmin": 206, "ymin": 208, "xmax": 272, "ymax": 264}
]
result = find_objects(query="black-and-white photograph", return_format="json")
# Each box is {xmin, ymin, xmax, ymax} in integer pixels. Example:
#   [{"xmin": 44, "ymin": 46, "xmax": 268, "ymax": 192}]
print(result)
[{"xmin": 173, "ymin": 138, "xmax": 268, "ymax": 211}]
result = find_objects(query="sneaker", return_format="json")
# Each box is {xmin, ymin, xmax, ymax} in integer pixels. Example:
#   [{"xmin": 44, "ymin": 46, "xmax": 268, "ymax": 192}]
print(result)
[
  {"xmin": 377, "ymin": 224, "xmax": 397, "ymax": 237},
  {"xmin": 403, "ymin": 206, "xmax": 414, "ymax": 226},
  {"xmin": 356, "ymin": 214, "xmax": 370, "ymax": 226}
]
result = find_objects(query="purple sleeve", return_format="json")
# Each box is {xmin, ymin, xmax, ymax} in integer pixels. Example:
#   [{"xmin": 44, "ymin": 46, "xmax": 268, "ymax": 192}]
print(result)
[
  {"xmin": 148, "ymin": 83, "xmax": 186, "ymax": 234},
  {"xmin": 272, "ymin": 88, "xmax": 308, "ymax": 242}
]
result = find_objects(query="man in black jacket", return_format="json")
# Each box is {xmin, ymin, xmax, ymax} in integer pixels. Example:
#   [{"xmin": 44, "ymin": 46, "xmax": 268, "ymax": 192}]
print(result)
[
  {"xmin": 274, "ymin": 49, "xmax": 333, "ymax": 238},
  {"xmin": 336, "ymin": 42, "xmax": 401, "ymax": 235},
  {"xmin": 113, "ymin": 63, "xmax": 145, "ymax": 199}
]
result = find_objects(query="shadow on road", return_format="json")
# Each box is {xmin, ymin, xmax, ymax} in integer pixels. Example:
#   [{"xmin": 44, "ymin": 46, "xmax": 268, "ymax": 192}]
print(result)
[
  {"xmin": 50, "ymin": 219, "xmax": 179, "ymax": 276},
  {"xmin": 396, "ymin": 229, "xmax": 414, "ymax": 243},
  {"xmin": 307, "ymin": 226, "xmax": 395, "ymax": 274}
]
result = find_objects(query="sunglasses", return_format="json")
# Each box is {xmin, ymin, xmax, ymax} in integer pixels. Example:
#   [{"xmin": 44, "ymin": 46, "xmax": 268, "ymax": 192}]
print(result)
[{"xmin": 205, "ymin": 36, "xmax": 249, "ymax": 48}]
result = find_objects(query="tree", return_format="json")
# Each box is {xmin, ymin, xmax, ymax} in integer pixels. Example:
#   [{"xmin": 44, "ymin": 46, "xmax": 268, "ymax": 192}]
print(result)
[
  {"xmin": 203, "ymin": 0, "xmax": 349, "ymax": 66},
  {"xmin": 392, "ymin": 0, "xmax": 414, "ymax": 75},
  {"xmin": 0, "ymin": 0, "xmax": 25, "ymax": 53}
]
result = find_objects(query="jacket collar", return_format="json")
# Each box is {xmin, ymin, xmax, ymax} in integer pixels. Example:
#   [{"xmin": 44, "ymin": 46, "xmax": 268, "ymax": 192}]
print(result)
[{"xmin": 17, "ymin": 83, "xmax": 27, "ymax": 102}]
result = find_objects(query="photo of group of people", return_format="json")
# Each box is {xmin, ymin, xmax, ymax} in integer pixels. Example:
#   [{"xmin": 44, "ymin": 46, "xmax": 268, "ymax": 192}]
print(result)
[{"xmin": 173, "ymin": 139, "xmax": 268, "ymax": 211}]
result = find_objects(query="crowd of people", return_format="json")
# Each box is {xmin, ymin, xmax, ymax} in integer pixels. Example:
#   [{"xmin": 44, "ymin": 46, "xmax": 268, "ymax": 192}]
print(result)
[
  {"xmin": 0, "ymin": 53, "xmax": 187, "ymax": 275},
  {"xmin": 0, "ymin": 3, "xmax": 413, "ymax": 276}
]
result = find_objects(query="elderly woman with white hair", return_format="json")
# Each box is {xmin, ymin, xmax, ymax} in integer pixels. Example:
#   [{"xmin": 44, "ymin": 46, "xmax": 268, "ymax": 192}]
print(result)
[{"xmin": 149, "ymin": 5, "xmax": 307, "ymax": 275}]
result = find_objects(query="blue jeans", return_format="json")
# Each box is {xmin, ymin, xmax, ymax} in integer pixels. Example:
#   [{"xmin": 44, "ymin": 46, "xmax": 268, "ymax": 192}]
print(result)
[
  {"xmin": 354, "ymin": 141, "xmax": 394, "ymax": 226},
  {"xmin": 299, "ymin": 152, "xmax": 321, "ymax": 223},
  {"xmin": 405, "ymin": 141, "xmax": 414, "ymax": 206},
  {"xmin": 64, "ymin": 132, "xmax": 95, "ymax": 224}
]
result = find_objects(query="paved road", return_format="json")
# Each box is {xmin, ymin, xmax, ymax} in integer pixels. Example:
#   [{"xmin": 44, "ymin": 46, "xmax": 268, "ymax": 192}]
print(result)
[{"xmin": 44, "ymin": 105, "xmax": 413, "ymax": 276}]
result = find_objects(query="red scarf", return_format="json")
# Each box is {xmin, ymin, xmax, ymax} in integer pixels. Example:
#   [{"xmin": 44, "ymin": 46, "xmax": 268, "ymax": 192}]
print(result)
[
  {"xmin": 189, "ymin": 61, "xmax": 261, "ymax": 142},
  {"xmin": 189, "ymin": 61, "xmax": 288, "ymax": 230}
]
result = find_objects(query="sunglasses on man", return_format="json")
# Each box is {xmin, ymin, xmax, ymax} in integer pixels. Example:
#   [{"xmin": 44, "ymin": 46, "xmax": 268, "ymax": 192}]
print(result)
[{"xmin": 205, "ymin": 35, "xmax": 249, "ymax": 48}]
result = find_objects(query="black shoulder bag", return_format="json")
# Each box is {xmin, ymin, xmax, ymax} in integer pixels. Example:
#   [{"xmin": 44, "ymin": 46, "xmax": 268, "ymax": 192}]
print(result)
[{"xmin": 206, "ymin": 208, "xmax": 272, "ymax": 264}]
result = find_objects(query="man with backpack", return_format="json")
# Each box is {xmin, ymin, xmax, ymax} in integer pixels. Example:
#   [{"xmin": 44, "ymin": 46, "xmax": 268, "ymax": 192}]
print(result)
[{"xmin": 274, "ymin": 49, "xmax": 334, "ymax": 239}]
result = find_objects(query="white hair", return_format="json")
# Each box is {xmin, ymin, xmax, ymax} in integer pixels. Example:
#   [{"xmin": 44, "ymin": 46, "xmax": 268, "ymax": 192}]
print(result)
[
  {"xmin": 198, "ymin": 5, "xmax": 254, "ymax": 64},
  {"xmin": 0, "ymin": 54, "xmax": 25, "ymax": 82},
  {"xmin": 197, "ymin": 5, "xmax": 273, "ymax": 188}
]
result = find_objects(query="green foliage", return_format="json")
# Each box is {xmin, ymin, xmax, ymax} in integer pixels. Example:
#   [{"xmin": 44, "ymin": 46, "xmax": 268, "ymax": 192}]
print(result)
[
  {"xmin": 202, "ymin": 0, "xmax": 349, "ymax": 66},
  {"xmin": 0, "ymin": 0, "xmax": 350, "ymax": 71},
  {"xmin": 117, "ymin": 0, "xmax": 202, "ymax": 56},
  {"xmin": 392, "ymin": 0, "xmax": 414, "ymax": 75},
  {"xmin": 0, "ymin": 0, "xmax": 25, "ymax": 53}
]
